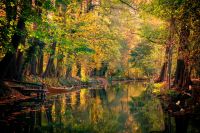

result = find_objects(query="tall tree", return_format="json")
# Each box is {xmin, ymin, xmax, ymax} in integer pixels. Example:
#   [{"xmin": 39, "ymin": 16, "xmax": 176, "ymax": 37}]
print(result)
[
  {"xmin": 0, "ymin": 0, "xmax": 32, "ymax": 80},
  {"xmin": 43, "ymin": 41, "xmax": 56, "ymax": 77}
]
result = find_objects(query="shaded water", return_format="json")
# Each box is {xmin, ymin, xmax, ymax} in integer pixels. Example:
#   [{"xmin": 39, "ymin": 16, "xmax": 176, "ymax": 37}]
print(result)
[{"xmin": 0, "ymin": 82, "xmax": 167, "ymax": 133}]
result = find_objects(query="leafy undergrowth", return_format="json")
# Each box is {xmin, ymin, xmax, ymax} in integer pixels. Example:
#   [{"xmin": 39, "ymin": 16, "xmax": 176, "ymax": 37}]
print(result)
[
  {"xmin": 151, "ymin": 82, "xmax": 168, "ymax": 95},
  {"xmin": 149, "ymin": 82, "xmax": 180, "ymax": 100}
]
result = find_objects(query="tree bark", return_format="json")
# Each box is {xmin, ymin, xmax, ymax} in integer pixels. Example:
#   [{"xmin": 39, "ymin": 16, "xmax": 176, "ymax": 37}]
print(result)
[{"xmin": 15, "ymin": 50, "xmax": 24, "ymax": 80}]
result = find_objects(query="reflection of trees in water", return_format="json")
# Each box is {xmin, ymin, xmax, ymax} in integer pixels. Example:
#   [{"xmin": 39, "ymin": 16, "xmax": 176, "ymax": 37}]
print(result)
[
  {"xmin": 80, "ymin": 89, "xmax": 87, "ymax": 110},
  {"xmin": 90, "ymin": 89, "xmax": 96, "ymax": 98},
  {"xmin": 71, "ymin": 92, "xmax": 77, "ymax": 110},
  {"xmin": 2, "ymin": 82, "xmax": 151, "ymax": 133},
  {"xmin": 129, "ymin": 90, "xmax": 165, "ymax": 133},
  {"xmin": 65, "ymin": 94, "xmax": 71, "ymax": 109},
  {"xmin": 98, "ymin": 88, "xmax": 108, "ymax": 105},
  {"xmin": 88, "ymin": 88, "xmax": 108, "ymax": 106}
]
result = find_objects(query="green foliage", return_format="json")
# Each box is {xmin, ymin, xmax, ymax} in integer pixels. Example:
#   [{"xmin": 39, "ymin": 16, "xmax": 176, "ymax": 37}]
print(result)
[
  {"xmin": 140, "ymin": 23, "xmax": 167, "ymax": 44},
  {"xmin": 139, "ymin": 0, "xmax": 186, "ymax": 19},
  {"xmin": 74, "ymin": 45, "xmax": 95, "ymax": 55},
  {"xmin": 43, "ymin": 0, "xmax": 55, "ymax": 10},
  {"xmin": 130, "ymin": 42, "xmax": 155, "ymax": 76}
]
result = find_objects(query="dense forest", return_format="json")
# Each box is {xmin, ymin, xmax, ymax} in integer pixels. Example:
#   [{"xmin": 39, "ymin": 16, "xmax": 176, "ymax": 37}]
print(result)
[
  {"xmin": 0, "ymin": 0, "xmax": 200, "ymax": 132},
  {"xmin": 0, "ymin": 0, "xmax": 199, "ymax": 85}
]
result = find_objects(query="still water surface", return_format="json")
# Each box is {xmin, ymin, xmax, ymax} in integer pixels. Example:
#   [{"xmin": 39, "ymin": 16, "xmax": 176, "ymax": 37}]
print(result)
[{"xmin": 0, "ymin": 81, "xmax": 166, "ymax": 133}]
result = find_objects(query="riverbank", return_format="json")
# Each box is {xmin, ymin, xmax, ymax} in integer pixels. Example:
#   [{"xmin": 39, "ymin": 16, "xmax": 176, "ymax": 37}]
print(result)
[
  {"xmin": 0, "ymin": 82, "xmax": 34, "ymax": 105},
  {"xmin": 0, "ymin": 76, "xmax": 148, "ymax": 104},
  {"xmin": 151, "ymin": 80, "xmax": 200, "ymax": 132}
]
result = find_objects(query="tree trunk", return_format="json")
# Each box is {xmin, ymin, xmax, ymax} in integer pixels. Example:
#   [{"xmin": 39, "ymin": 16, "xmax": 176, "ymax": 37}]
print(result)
[
  {"xmin": 157, "ymin": 16, "xmax": 175, "ymax": 83},
  {"xmin": 174, "ymin": 59, "xmax": 191, "ymax": 88},
  {"xmin": 0, "ymin": 18, "xmax": 25, "ymax": 80},
  {"xmin": 30, "ymin": 55, "xmax": 37, "ymax": 76},
  {"xmin": 0, "ymin": 0, "xmax": 32, "ymax": 80},
  {"xmin": 55, "ymin": 46, "xmax": 63, "ymax": 77},
  {"xmin": 77, "ymin": 62, "xmax": 81, "ymax": 77},
  {"xmin": 22, "ymin": 38, "xmax": 39, "ymax": 76},
  {"xmin": 174, "ymin": 17, "xmax": 191, "ymax": 89},
  {"xmin": 56, "ymin": 58, "xmax": 63, "ymax": 77},
  {"xmin": 43, "ymin": 42, "xmax": 56, "ymax": 78},
  {"xmin": 34, "ymin": 0, "xmax": 44, "ymax": 76},
  {"xmin": 15, "ymin": 50, "xmax": 24, "ymax": 80},
  {"xmin": 65, "ymin": 65, "xmax": 72, "ymax": 79},
  {"xmin": 174, "ymin": 59, "xmax": 185, "ymax": 86},
  {"xmin": 65, "ymin": 53, "xmax": 72, "ymax": 79},
  {"xmin": 0, "ymin": 53, "xmax": 17, "ymax": 80},
  {"xmin": 157, "ymin": 62, "xmax": 168, "ymax": 82},
  {"xmin": 37, "ymin": 50, "xmax": 44, "ymax": 76},
  {"xmin": 100, "ymin": 62, "xmax": 108, "ymax": 77}
]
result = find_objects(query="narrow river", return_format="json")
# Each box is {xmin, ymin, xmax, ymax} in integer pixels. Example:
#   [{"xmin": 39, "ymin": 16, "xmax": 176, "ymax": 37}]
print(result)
[{"xmin": 0, "ymin": 81, "xmax": 169, "ymax": 133}]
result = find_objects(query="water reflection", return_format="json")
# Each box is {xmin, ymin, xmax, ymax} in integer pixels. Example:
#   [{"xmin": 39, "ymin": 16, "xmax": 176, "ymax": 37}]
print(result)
[
  {"xmin": 129, "ymin": 88, "xmax": 165, "ymax": 133},
  {"xmin": 1, "ymin": 82, "xmax": 166, "ymax": 133}
]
